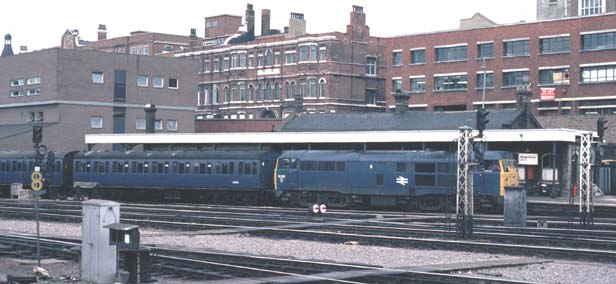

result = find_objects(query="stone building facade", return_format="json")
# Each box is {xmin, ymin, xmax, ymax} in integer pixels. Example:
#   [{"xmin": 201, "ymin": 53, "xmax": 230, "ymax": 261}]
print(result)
[{"xmin": 537, "ymin": 0, "xmax": 616, "ymax": 20}]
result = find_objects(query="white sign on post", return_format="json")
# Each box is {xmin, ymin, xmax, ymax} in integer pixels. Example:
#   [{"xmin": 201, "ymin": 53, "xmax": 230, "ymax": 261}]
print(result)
[{"xmin": 518, "ymin": 153, "xmax": 538, "ymax": 165}]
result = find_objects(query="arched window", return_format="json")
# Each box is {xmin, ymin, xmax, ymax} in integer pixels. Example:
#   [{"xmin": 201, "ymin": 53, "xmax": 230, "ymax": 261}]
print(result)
[
  {"xmin": 319, "ymin": 78, "xmax": 326, "ymax": 98},
  {"xmin": 231, "ymin": 85, "xmax": 238, "ymax": 102},
  {"xmin": 248, "ymin": 85, "xmax": 254, "ymax": 102},
  {"xmin": 265, "ymin": 82, "xmax": 272, "ymax": 100},
  {"xmin": 256, "ymin": 84, "xmax": 262, "ymax": 101},
  {"xmin": 223, "ymin": 86, "xmax": 229, "ymax": 103},
  {"xmin": 284, "ymin": 82, "xmax": 291, "ymax": 99},
  {"xmin": 213, "ymin": 85, "xmax": 219, "ymax": 104},
  {"xmin": 239, "ymin": 83, "xmax": 246, "ymax": 101},
  {"xmin": 290, "ymin": 81, "xmax": 296, "ymax": 99},
  {"xmin": 299, "ymin": 80, "xmax": 306, "ymax": 97},
  {"xmin": 274, "ymin": 83, "xmax": 281, "ymax": 100},
  {"xmin": 265, "ymin": 49, "xmax": 273, "ymax": 66},
  {"xmin": 309, "ymin": 78, "xmax": 317, "ymax": 97}
]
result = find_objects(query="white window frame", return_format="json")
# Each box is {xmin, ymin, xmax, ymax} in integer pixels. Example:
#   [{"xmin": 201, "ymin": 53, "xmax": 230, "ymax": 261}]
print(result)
[
  {"xmin": 27, "ymin": 77, "xmax": 41, "ymax": 85},
  {"xmin": 366, "ymin": 56, "xmax": 377, "ymax": 76},
  {"xmin": 152, "ymin": 76, "xmax": 164, "ymax": 88},
  {"xmin": 137, "ymin": 75, "xmax": 149, "ymax": 87},
  {"xmin": 91, "ymin": 72, "xmax": 104, "ymax": 84},
  {"xmin": 10, "ymin": 79, "xmax": 25, "ymax": 86},
  {"xmin": 579, "ymin": 0, "xmax": 605, "ymax": 16},
  {"xmin": 136, "ymin": 118, "xmax": 146, "ymax": 130},
  {"xmin": 166, "ymin": 119, "xmax": 178, "ymax": 131},
  {"xmin": 168, "ymin": 78, "xmax": 179, "ymax": 89},
  {"xmin": 90, "ymin": 116, "xmax": 103, "ymax": 129},
  {"xmin": 155, "ymin": 119, "xmax": 163, "ymax": 131},
  {"xmin": 27, "ymin": 88, "xmax": 41, "ymax": 96}
]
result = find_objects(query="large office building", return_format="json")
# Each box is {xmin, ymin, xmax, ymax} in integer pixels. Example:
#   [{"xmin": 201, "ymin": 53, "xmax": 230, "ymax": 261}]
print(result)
[
  {"xmin": 537, "ymin": 0, "xmax": 616, "ymax": 20},
  {"xmin": 0, "ymin": 47, "xmax": 198, "ymax": 151},
  {"xmin": 383, "ymin": 12, "xmax": 616, "ymax": 116}
]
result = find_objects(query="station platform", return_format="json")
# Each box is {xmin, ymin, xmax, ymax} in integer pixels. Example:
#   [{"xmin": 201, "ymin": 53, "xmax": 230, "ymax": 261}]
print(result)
[{"xmin": 528, "ymin": 195, "xmax": 616, "ymax": 207}]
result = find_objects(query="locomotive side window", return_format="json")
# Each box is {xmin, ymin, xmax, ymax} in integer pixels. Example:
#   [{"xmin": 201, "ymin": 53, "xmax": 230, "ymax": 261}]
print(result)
[
  {"xmin": 437, "ymin": 175, "xmax": 456, "ymax": 187},
  {"xmin": 335, "ymin": 162, "xmax": 345, "ymax": 171},
  {"xmin": 300, "ymin": 161, "xmax": 317, "ymax": 171},
  {"xmin": 318, "ymin": 161, "xmax": 335, "ymax": 171},
  {"xmin": 396, "ymin": 162, "xmax": 406, "ymax": 172},
  {"xmin": 279, "ymin": 159, "xmax": 289, "ymax": 169},
  {"xmin": 415, "ymin": 163, "xmax": 436, "ymax": 186}
]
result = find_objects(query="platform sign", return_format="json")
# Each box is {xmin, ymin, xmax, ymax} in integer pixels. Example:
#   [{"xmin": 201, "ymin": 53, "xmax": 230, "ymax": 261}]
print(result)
[
  {"xmin": 540, "ymin": 88, "xmax": 556, "ymax": 101},
  {"xmin": 518, "ymin": 153, "xmax": 538, "ymax": 165}
]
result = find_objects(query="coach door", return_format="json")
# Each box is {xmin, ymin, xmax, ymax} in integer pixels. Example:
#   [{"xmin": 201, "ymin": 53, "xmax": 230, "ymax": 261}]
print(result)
[{"xmin": 276, "ymin": 158, "xmax": 298, "ymax": 190}]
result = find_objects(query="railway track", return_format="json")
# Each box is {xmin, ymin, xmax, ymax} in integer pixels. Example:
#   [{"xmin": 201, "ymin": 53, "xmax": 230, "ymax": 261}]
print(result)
[
  {"xmin": 1, "ymin": 199, "xmax": 616, "ymax": 263},
  {"xmin": 0, "ymin": 233, "xmax": 538, "ymax": 284}
]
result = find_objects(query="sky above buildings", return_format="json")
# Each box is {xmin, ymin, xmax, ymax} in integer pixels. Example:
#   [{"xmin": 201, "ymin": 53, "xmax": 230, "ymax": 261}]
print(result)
[{"xmin": 2, "ymin": 0, "xmax": 536, "ymax": 52}]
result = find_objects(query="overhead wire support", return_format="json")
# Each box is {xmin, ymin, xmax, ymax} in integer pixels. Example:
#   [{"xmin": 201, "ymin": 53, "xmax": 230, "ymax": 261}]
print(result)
[
  {"xmin": 456, "ymin": 126, "xmax": 474, "ymax": 239},
  {"xmin": 579, "ymin": 132, "xmax": 593, "ymax": 226}
]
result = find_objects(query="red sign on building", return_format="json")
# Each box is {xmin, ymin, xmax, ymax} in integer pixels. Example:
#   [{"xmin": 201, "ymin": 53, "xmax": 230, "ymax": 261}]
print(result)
[{"xmin": 540, "ymin": 88, "xmax": 556, "ymax": 101}]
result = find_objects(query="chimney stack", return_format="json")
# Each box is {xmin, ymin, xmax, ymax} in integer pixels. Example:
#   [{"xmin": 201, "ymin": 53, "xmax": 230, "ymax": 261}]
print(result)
[
  {"xmin": 189, "ymin": 28, "xmax": 199, "ymax": 48},
  {"xmin": 97, "ymin": 24, "xmax": 107, "ymax": 40},
  {"xmin": 393, "ymin": 90, "xmax": 411, "ymax": 114},
  {"xmin": 261, "ymin": 9, "xmax": 271, "ymax": 36},
  {"xmin": 246, "ymin": 3, "xmax": 255, "ymax": 36},
  {"xmin": 287, "ymin": 13, "xmax": 306, "ymax": 37},
  {"xmin": 145, "ymin": 104, "xmax": 157, "ymax": 133},
  {"xmin": 515, "ymin": 85, "xmax": 533, "ymax": 128},
  {"xmin": 347, "ymin": 5, "xmax": 369, "ymax": 41}
]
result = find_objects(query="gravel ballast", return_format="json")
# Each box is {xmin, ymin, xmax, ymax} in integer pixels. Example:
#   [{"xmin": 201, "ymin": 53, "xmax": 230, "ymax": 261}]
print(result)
[{"xmin": 2, "ymin": 218, "xmax": 615, "ymax": 283}]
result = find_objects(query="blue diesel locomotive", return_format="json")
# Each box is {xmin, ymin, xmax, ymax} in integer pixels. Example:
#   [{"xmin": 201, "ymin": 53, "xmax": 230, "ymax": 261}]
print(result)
[{"xmin": 274, "ymin": 150, "xmax": 519, "ymax": 209}]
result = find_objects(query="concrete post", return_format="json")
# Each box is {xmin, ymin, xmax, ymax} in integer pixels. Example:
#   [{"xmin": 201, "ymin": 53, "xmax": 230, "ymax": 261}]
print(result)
[{"xmin": 81, "ymin": 200, "xmax": 120, "ymax": 284}]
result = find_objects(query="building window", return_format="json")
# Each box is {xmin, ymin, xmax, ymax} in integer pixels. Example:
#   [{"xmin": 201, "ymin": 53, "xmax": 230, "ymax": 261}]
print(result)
[
  {"xmin": 247, "ymin": 85, "xmax": 254, "ymax": 101},
  {"xmin": 167, "ymin": 120, "xmax": 178, "ymax": 131},
  {"xmin": 137, "ymin": 75, "xmax": 148, "ymax": 87},
  {"xmin": 476, "ymin": 73, "xmax": 494, "ymax": 89},
  {"xmin": 299, "ymin": 46, "xmax": 309, "ymax": 62},
  {"xmin": 300, "ymin": 80, "xmax": 307, "ymax": 97},
  {"xmin": 435, "ymin": 45, "xmax": 467, "ymax": 62},
  {"xmin": 274, "ymin": 83, "xmax": 281, "ymax": 100},
  {"xmin": 239, "ymin": 53, "xmax": 247, "ymax": 67},
  {"xmin": 319, "ymin": 48, "xmax": 327, "ymax": 61},
  {"xmin": 130, "ymin": 47, "xmax": 136, "ymax": 54},
  {"xmin": 256, "ymin": 84, "xmax": 262, "ymax": 101},
  {"xmin": 231, "ymin": 54, "xmax": 239, "ymax": 68},
  {"xmin": 265, "ymin": 49, "xmax": 273, "ymax": 66},
  {"xmin": 136, "ymin": 118, "xmax": 146, "ymax": 130},
  {"xmin": 411, "ymin": 49, "xmax": 425, "ymax": 64},
  {"xmin": 503, "ymin": 40, "xmax": 529, "ymax": 57},
  {"xmin": 257, "ymin": 53, "xmax": 264, "ymax": 66},
  {"xmin": 223, "ymin": 57, "xmax": 230, "ymax": 70},
  {"xmin": 319, "ymin": 78, "xmax": 326, "ymax": 98},
  {"xmin": 309, "ymin": 46, "xmax": 317, "ymax": 61},
  {"xmin": 434, "ymin": 74, "xmax": 468, "ymax": 91},
  {"xmin": 265, "ymin": 82, "xmax": 272, "ymax": 100},
  {"xmin": 231, "ymin": 85, "xmax": 238, "ymax": 101},
  {"xmin": 214, "ymin": 58, "xmax": 220, "ymax": 71},
  {"xmin": 35, "ymin": 111, "xmax": 43, "ymax": 122},
  {"xmin": 409, "ymin": 77, "xmax": 426, "ymax": 93},
  {"xmin": 366, "ymin": 90, "xmax": 376, "ymax": 105},
  {"xmin": 366, "ymin": 56, "xmax": 377, "ymax": 75},
  {"xmin": 539, "ymin": 68, "xmax": 570, "ymax": 85},
  {"xmin": 27, "ymin": 77, "xmax": 41, "ymax": 85},
  {"xmin": 309, "ymin": 78, "xmax": 317, "ymax": 97},
  {"xmin": 239, "ymin": 83, "xmax": 246, "ymax": 101},
  {"xmin": 152, "ymin": 76, "xmax": 164, "ymax": 88},
  {"xmin": 143, "ymin": 45, "xmax": 149, "ymax": 55},
  {"xmin": 502, "ymin": 71, "xmax": 530, "ymax": 87},
  {"xmin": 580, "ymin": 0, "xmax": 605, "ymax": 15},
  {"xmin": 10, "ymin": 90, "xmax": 25, "ymax": 97},
  {"xmin": 274, "ymin": 52, "xmax": 281, "ymax": 65},
  {"xmin": 392, "ymin": 51, "xmax": 402, "ymax": 66},
  {"xmin": 90, "ymin": 116, "xmax": 103, "ymax": 129},
  {"xmin": 392, "ymin": 78, "xmax": 402, "ymax": 92},
  {"xmin": 580, "ymin": 64, "xmax": 616, "ymax": 83},
  {"xmin": 27, "ymin": 88, "xmax": 41, "ymax": 96},
  {"xmin": 212, "ymin": 85, "xmax": 219, "ymax": 104},
  {"xmin": 581, "ymin": 31, "xmax": 616, "ymax": 51},
  {"xmin": 477, "ymin": 43, "xmax": 494, "ymax": 59},
  {"xmin": 10, "ymin": 79, "xmax": 25, "ymax": 86},
  {"xmin": 540, "ymin": 36, "xmax": 570, "ymax": 54},
  {"xmin": 168, "ymin": 78, "xmax": 179, "ymax": 89},
  {"xmin": 285, "ymin": 51, "xmax": 296, "ymax": 64},
  {"xmin": 155, "ymin": 119, "xmax": 163, "ymax": 130},
  {"xmin": 91, "ymin": 72, "xmax": 104, "ymax": 84}
]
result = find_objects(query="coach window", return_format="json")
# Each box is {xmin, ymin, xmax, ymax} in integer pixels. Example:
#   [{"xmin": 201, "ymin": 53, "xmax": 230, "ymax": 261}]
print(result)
[
  {"xmin": 177, "ymin": 162, "xmax": 184, "ymax": 174},
  {"xmin": 238, "ymin": 162, "xmax": 244, "ymax": 175},
  {"xmin": 199, "ymin": 163, "xmax": 205, "ymax": 174},
  {"xmin": 222, "ymin": 162, "xmax": 228, "ymax": 174},
  {"xmin": 396, "ymin": 162, "xmax": 406, "ymax": 172},
  {"xmin": 252, "ymin": 162, "xmax": 258, "ymax": 175},
  {"xmin": 185, "ymin": 162, "xmax": 191, "ymax": 174},
  {"xmin": 143, "ymin": 162, "xmax": 149, "ymax": 174},
  {"xmin": 99, "ymin": 162, "xmax": 105, "ymax": 173},
  {"xmin": 163, "ymin": 162, "xmax": 169, "ymax": 174},
  {"xmin": 244, "ymin": 162, "xmax": 251, "ymax": 175},
  {"xmin": 92, "ymin": 162, "xmax": 98, "ymax": 173},
  {"xmin": 229, "ymin": 162, "xmax": 235, "ymax": 175},
  {"xmin": 193, "ymin": 162, "xmax": 199, "ymax": 174},
  {"xmin": 215, "ymin": 162, "xmax": 221, "ymax": 174},
  {"xmin": 0, "ymin": 162, "xmax": 5, "ymax": 172},
  {"xmin": 131, "ymin": 162, "xmax": 137, "ymax": 173},
  {"xmin": 415, "ymin": 163, "xmax": 436, "ymax": 186},
  {"xmin": 137, "ymin": 162, "xmax": 143, "ymax": 173},
  {"xmin": 124, "ymin": 162, "xmax": 129, "ymax": 173}
]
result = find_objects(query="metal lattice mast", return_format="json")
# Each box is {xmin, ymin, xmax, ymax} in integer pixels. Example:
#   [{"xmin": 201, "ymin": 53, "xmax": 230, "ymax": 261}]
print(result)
[
  {"xmin": 579, "ymin": 132, "xmax": 593, "ymax": 225},
  {"xmin": 456, "ymin": 127, "xmax": 474, "ymax": 239}
]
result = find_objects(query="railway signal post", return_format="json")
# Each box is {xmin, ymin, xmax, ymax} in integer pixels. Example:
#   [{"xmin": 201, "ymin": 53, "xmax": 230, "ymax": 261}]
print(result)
[
  {"xmin": 31, "ymin": 125, "xmax": 47, "ymax": 266},
  {"xmin": 579, "ymin": 132, "xmax": 593, "ymax": 226},
  {"xmin": 456, "ymin": 126, "xmax": 474, "ymax": 239}
]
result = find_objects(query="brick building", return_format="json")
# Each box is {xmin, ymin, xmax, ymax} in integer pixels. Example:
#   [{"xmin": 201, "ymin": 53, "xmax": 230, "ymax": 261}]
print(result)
[
  {"xmin": 0, "ymin": 48, "xmax": 197, "ymax": 151},
  {"xmin": 537, "ymin": 0, "xmax": 616, "ymax": 20},
  {"xmin": 174, "ymin": 5, "xmax": 387, "ymax": 120},
  {"xmin": 383, "ymin": 13, "xmax": 616, "ymax": 117}
]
